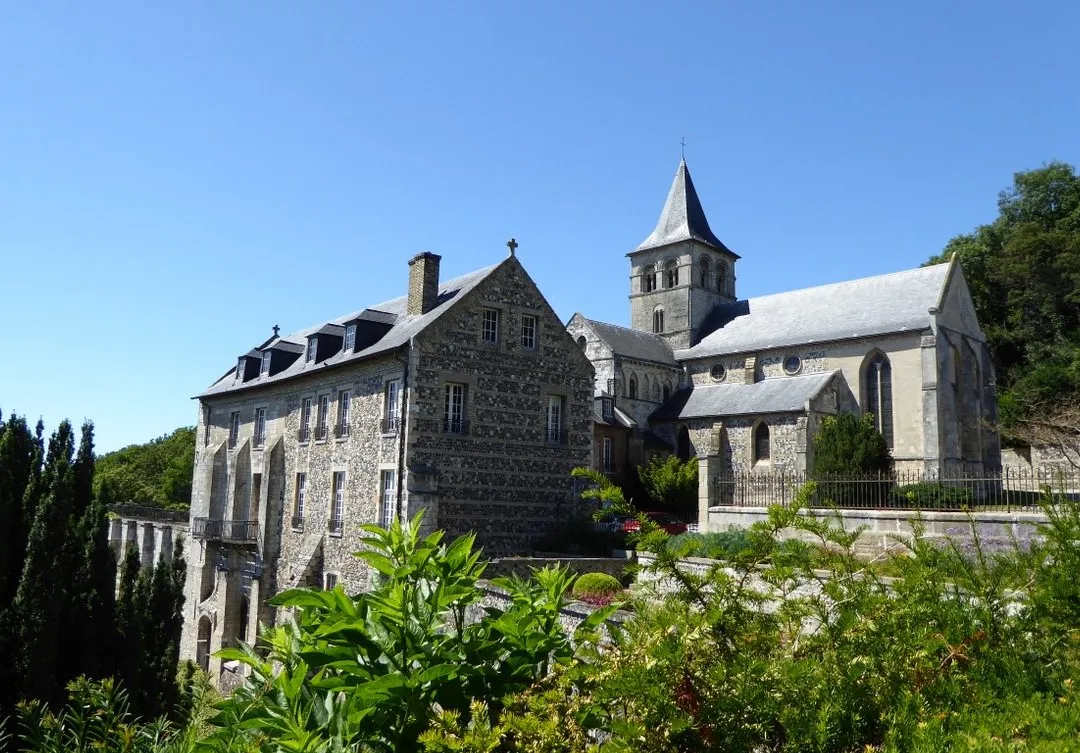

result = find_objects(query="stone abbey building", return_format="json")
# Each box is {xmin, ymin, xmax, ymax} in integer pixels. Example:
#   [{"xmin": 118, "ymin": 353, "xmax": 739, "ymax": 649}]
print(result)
[{"xmin": 181, "ymin": 159, "xmax": 999, "ymax": 684}]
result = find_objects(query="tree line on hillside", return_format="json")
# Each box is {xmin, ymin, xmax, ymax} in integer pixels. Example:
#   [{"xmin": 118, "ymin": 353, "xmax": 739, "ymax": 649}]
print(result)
[
  {"xmin": 0, "ymin": 412, "xmax": 188, "ymax": 723},
  {"xmin": 96, "ymin": 426, "xmax": 196, "ymax": 510}
]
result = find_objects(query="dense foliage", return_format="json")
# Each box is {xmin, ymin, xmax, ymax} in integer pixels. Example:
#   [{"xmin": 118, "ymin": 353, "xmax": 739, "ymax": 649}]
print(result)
[
  {"xmin": 636, "ymin": 455, "xmax": 698, "ymax": 513},
  {"xmin": 927, "ymin": 161, "xmax": 1080, "ymax": 437},
  {"xmin": 810, "ymin": 412, "xmax": 892, "ymax": 477},
  {"xmin": 96, "ymin": 426, "xmax": 196, "ymax": 510},
  {"xmin": 0, "ymin": 412, "xmax": 187, "ymax": 724}
]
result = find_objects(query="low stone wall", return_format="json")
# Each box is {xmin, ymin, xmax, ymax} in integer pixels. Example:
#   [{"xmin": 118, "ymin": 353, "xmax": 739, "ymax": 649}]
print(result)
[
  {"xmin": 485, "ymin": 556, "xmax": 632, "ymax": 581},
  {"xmin": 707, "ymin": 506, "xmax": 1048, "ymax": 558}
]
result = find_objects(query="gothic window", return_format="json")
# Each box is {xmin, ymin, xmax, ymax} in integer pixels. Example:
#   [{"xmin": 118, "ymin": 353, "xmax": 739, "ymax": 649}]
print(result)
[
  {"xmin": 641, "ymin": 265, "xmax": 656, "ymax": 293},
  {"xmin": 577, "ymin": 335, "xmax": 586, "ymax": 349},
  {"xmin": 652, "ymin": 381, "xmax": 661, "ymax": 401},
  {"xmin": 753, "ymin": 423, "xmax": 771, "ymax": 463},
  {"xmin": 629, "ymin": 374, "xmax": 638, "ymax": 399},
  {"xmin": 663, "ymin": 383, "xmax": 671, "ymax": 401},
  {"xmin": 864, "ymin": 352, "xmax": 894, "ymax": 449},
  {"xmin": 716, "ymin": 262, "xmax": 728, "ymax": 294},
  {"xmin": 663, "ymin": 260, "xmax": 679, "ymax": 288},
  {"xmin": 699, "ymin": 257, "xmax": 711, "ymax": 288},
  {"xmin": 653, "ymin": 306, "xmax": 665, "ymax": 334}
]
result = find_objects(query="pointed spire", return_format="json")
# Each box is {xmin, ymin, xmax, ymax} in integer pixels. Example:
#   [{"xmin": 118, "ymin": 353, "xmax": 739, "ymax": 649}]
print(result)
[{"xmin": 634, "ymin": 159, "xmax": 736, "ymax": 256}]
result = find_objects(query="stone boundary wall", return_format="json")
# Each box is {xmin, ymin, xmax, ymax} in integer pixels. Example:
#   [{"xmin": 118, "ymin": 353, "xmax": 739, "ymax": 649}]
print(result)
[
  {"xmin": 473, "ymin": 581, "xmax": 629, "ymax": 637},
  {"xmin": 485, "ymin": 556, "xmax": 631, "ymax": 581},
  {"xmin": 707, "ymin": 506, "xmax": 1048, "ymax": 558}
]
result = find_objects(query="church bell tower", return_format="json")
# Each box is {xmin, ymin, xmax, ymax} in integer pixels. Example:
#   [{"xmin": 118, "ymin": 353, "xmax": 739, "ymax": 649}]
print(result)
[{"xmin": 629, "ymin": 159, "xmax": 739, "ymax": 349}]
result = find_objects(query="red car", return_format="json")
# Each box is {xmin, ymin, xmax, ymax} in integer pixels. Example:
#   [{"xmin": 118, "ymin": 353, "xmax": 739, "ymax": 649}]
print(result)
[{"xmin": 621, "ymin": 511, "xmax": 688, "ymax": 535}]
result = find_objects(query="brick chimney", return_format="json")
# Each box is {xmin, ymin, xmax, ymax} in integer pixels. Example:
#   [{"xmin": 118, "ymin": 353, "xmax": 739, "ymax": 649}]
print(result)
[{"xmin": 407, "ymin": 252, "xmax": 441, "ymax": 316}]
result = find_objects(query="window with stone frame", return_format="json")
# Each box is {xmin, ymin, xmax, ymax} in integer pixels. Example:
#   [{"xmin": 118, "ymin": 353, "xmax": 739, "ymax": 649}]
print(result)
[
  {"xmin": 336, "ymin": 390, "xmax": 351, "ymax": 438},
  {"xmin": 753, "ymin": 422, "xmax": 771, "ymax": 464},
  {"xmin": 299, "ymin": 397, "xmax": 313, "ymax": 442},
  {"xmin": 521, "ymin": 314, "xmax": 537, "ymax": 350},
  {"xmin": 202, "ymin": 405, "xmax": 211, "ymax": 446},
  {"xmin": 253, "ymin": 407, "xmax": 266, "ymax": 448},
  {"xmin": 628, "ymin": 374, "xmax": 638, "ymax": 399},
  {"xmin": 601, "ymin": 398, "xmax": 613, "ymax": 421},
  {"xmin": 602, "ymin": 436, "xmax": 614, "ymax": 472},
  {"xmin": 642, "ymin": 265, "xmax": 657, "ymax": 293},
  {"xmin": 380, "ymin": 470, "xmax": 396, "ymax": 528},
  {"xmin": 292, "ymin": 473, "xmax": 306, "ymax": 529},
  {"xmin": 445, "ymin": 383, "xmax": 466, "ymax": 434},
  {"xmin": 482, "ymin": 308, "xmax": 499, "ymax": 343},
  {"xmin": 716, "ymin": 262, "xmax": 728, "ymax": 294},
  {"xmin": 383, "ymin": 379, "xmax": 401, "ymax": 432},
  {"xmin": 699, "ymin": 257, "xmax": 711, "ymax": 288},
  {"xmin": 653, "ymin": 307, "xmax": 665, "ymax": 334},
  {"xmin": 663, "ymin": 384, "xmax": 671, "ymax": 401},
  {"xmin": 864, "ymin": 353, "xmax": 894, "ymax": 449},
  {"xmin": 663, "ymin": 260, "xmax": 679, "ymax": 288},
  {"xmin": 546, "ymin": 395, "xmax": 563, "ymax": 443},
  {"xmin": 236, "ymin": 357, "xmax": 247, "ymax": 381},
  {"xmin": 228, "ymin": 411, "xmax": 240, "ymax": 449},
  {"xmin": 315, "ymin": 395, "xmax": 330, "ymax": 440},
  {"xmin": 329, "ymin": 471, "xmax": 346, "ymax": 535},
  {"xmin": 324, "ymin": 572, "xmax": 338, "ymax": 590},
  {"xmin": 306, "ymin": 337, "xmax": 317, "ymax": 363},
  {"xmin": 261, "ymin": 350, "xmax": 272, "ymax": 376}
]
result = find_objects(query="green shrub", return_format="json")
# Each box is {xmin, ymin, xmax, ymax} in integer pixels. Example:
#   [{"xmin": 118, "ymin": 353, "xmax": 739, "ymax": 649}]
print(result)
[
  {"xmin": 811, "ymin": 412, "xmax": 892, "ymax": 477},
  {"xmin": 571, "ymin": 572, "xmax": 621, "ymax": 600},
  {"xmin": 896, "ymin": 482, "xmax": 976, "ymax": 508},
  {"xmin": 668, "ymin": 529, "xmax": 752, "ymax": 560}
]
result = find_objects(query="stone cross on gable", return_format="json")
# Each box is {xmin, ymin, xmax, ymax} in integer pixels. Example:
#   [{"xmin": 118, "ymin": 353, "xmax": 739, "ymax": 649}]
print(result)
[
  {"xmin": 272, "ymin": 324, "xmax": 280, "ymax": 337},
  {"xmin": 506, "ymin": 237, "xmax": 518, "ymax": 257}
]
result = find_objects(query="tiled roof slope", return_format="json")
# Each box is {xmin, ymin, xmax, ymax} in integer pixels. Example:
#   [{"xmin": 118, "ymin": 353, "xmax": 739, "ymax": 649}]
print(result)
[
  {"xmin": 634, "ymin": 159, "xmax": 736, "ymax": 256},
  {"xmin": 200, "ymin": 263, "xmax": 501, "ymax": 397},
  {"xmin": 679, "ymin": 262, "xmax": 951, "ymax": 359},
  {"xmin": 583, "ymin": 318, "xmax": 677, "ymax": 365},
  {"xmin": 651, "ymin": 372, "xmax": 837, "ymax": 421}
]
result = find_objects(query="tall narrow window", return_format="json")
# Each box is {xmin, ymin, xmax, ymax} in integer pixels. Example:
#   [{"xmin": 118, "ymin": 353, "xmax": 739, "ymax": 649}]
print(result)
[
  {"xmin": 445, "ymin": 383, "xmax": 465, "ymax": 434},
  {"xmin": 628, "ymin": 374, "xmax": 638, "ymax": 399},
  {"xmin": 329, "ymin": 471, "xmax": 345, "ymax": 534},
  {"xmin": 699, "ymin": 257, "xmax": 711, "ymax": 288},
  {"xmin": 864, "ymin": 353, "xmax": 894, "ymax": 449},
  {"xmin": 546, "ymin": 395, "xmax": 563, "ymax": 443},
  {"xmin": 202, "ymin": 405, "xmax": 211, "ymax": 446},
  {"xmin": 228, "ymin": 411, "xmax": 240, "ymax": 449},
  {"xmin": 306, "ymin": 337, "xmax": 317, "ymax": 363},
  {"xmin": 653, "ymin": 307, "xmax": 665, "ymax": 334},
  {"xmin": 602, "ymin": 437, "xmax": 613, "ymax": 472},
  {"xmin": 716, "ymin": 263, "xmax": 728, "ymax": 294},
  {"xmin": 663, "ymin": 384, "xmax": 671, "ymax": 401},
  {"xmin": 482, "ymin": 308, "xmax": 499, "ymax": 343},
  {"xmin": 299, "ymin": 398, "xmax": 312, "ymax": 442},
  {"xmin": 236, "ymin": 357, "xmax": 247, "ymax": 381},
  {"xmin": 292, "ymin": 473, "xmax": 306, "ymax": 529},
  {"xmin": 380, "ymin": 470, "xmax": 396, "ymax": 528},
  {"xmin": 344, "ymin": 324, "xmax": 357, "ymax": 352},
  {"xmin": 324, "ymin": 572, "xmax": 338, "ymax": 590},
  {"xmin": 663, "ymin": 260, "xmax": 679, "ymax": 288},
  {"xmin": 383, "ymin": 379, "xmax": 401, "ymax": 432},
  {"xmin": 753, "ymin": 423, "xmax": 771, "ymax": 463},
  {"xmin": 336, "ymin": 390, "xmax": 351, "ymax": 438},
  {"xmin": 261, "ymin": 351, "xmax": 272, "ymax": 376},
  {"xmin": 642, "ymin": 265, "xmax": 656, "ymax": 293},
  {"xmin": 253, "ymin": 407, "xmax": 266, "ymax": 448},
  {"xmin": 315, "ymin": 395, "xmax": 329, "ymax": 440},
  {"xmin": 521, "ymin": 315, "xmax": 537, "ymax": 349}
]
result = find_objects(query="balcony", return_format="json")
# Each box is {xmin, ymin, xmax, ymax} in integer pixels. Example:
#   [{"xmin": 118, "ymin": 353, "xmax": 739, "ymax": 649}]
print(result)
[
  {"xmin": 314, "ymin": 425, "xmax": 328, "ymax": 441},
  {"xmin": 328, "ymin": 518, "xmax": 344, "ymax": 536},
  {"xmin": 334, "ymin": 423, "xmax": 350, "ymax": 439},
  {"xmin": 443, "ymin": 418, "xmax": 468, "ymax": 435},
  {"xmin": 192, "ymin": 518, "xmax": 257, "ymax": 544},
  {"xmin": 381, "ymin": 416, "xmax": 400, "ymax": 434},
  {"xmin": 298, "ymin": 426, "xmax": 310, "ymax": 443},
  {"xmin": 290, "ymin": 515, "xmax": 304, "ymax": 531}
]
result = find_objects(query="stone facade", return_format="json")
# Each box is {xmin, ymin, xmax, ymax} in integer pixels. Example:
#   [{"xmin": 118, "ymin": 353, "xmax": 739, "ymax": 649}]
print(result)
[{"xmin": 182, "ymin": 253, "xmax": 593, "ymax": 684}]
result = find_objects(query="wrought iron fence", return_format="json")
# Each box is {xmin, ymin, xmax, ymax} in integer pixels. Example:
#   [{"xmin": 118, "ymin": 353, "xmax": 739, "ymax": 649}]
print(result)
[
  {"xmin": 710, "ymin": 467, "xmax": 1080, "ymax": 513},
  {"xmin": 192, "ymin": 517, "xmax": 258, "ymax": 543}
]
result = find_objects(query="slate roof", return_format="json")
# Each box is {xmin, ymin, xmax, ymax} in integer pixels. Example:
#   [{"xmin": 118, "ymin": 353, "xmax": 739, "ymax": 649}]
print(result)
[
  {"xmin": 200, "ymin": 262, "xmax": 502, "ymax": 397},
  {"xmin": 582, "ymin": 317, "xmax": 677, "ymax": 365},
  {"xmin": 679, "ymin": 262, "xmax": 952, "ymax": 360},
  {"xmin": 650, "ymin": 371, "xmax": 838, "ymax": 421},
  {"xmin": 634, "ymin": 159, "xmax": 737, "ymax": 257}
]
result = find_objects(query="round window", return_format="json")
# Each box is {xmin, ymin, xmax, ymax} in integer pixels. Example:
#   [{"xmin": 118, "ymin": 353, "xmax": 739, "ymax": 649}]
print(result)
[
  {"xmin": 710, "ymin": 364, "xmax": 726, "ymax": 382},
  {"xmin": 783, "ymin": 355, "xmax": 802, "ymax": 375}
]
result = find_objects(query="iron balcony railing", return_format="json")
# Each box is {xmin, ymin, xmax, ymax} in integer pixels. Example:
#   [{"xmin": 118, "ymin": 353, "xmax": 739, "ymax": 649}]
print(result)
[
  {"xmin": 192, "ymin": 518, "xmax": 258, "ymax": 543},
  {"xmin": 709, "ymin": 468, "xmax": 1080, "ymax": 513}
]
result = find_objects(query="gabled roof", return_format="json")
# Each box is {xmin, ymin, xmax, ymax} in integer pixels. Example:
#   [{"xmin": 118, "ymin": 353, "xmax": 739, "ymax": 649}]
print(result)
[
  {"xmin": 679, "ymin": 262, "xmax": 952, "ymax": 359},
  {"xmin": 633, "ymin": 159, "xmax": 737, "ymax": 257},
  {"xmin": 578, "ymin": 317, "xmax": 677, "ymax": 366},
  {"xmin": 200, "ymin": 262, "xmax": 502, "ymax": 397},
  {"xmin": 651, "ymin": 371, "xmax": 839, "ymax": 421}
]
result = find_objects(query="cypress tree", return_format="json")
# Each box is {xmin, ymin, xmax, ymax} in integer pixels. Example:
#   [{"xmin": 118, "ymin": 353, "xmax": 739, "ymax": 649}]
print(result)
[
  {"xmin": 135, "ymin": 541, "xmax": 187, "ymax": 719},
  {"xmin": 0, "ymin": 414, "xmax": 39, "ymax": 605},
  {"xmin": 114, "ymin": 544, "xmax": 146, "ymax": 707}
]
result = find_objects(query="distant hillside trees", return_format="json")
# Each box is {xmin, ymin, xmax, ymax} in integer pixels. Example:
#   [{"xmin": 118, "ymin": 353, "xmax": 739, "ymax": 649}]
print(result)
[
  {"xmin": 928, "ymin": 162, "xmax": 1080, "ymax": 445},
  {"xmin": 95, "ymin": 426, "xmax": 195, "ymax": 510},
  {"xmin": 0, "ymin": 412, "xmax": 187, "ymax": 722}
]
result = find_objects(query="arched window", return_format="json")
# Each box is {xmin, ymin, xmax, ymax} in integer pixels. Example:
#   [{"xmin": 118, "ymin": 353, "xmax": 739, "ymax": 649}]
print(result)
[
  {"xmin": 716, "ymin": 262, "xmax": 728, "ymax": 294},
  {"xmin": 652, "ymin": 381, "xmax": 661, "ymax": 401},
  {"xmin": 663, "ymin": 383, "xmax": 671, "ymax": 401},
  {"xmin": 753, "ymin": 423, "xmax": 771, "ymax": 463},
  {"xmin": 196, "ymin": 616, "xmax": 212, "ymax": 672},
  {"xmin": 864, "ymin": 353, "xmax": 894, "ymax": 449},
  {"xmin": 641, "ymin": 265, "xmax": 656, "ymax": 293},
  {"xmin": 628, "ymin": 374, "xmax": 638, "ymax": 399},
  {"xmin": 663, "ymin": 260, "xmax": 679, "ymax": 288},
  {"xmin": 653, "ymin": 306, "xmax": 665, "ymax": 334},
  {"xmin": 577, "ymin": 335, "xmax": 586, "ymax": 349},
  {"xmin": 699, "ymin": 257, "xmax": 711, "ymax": 288}
]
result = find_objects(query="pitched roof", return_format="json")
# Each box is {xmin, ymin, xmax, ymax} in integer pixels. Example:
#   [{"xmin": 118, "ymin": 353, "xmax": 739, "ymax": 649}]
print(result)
[
  {"xmin": 581, "ymin": 317, "xmax": 677, "ymax": 365},
  {"xmin": 200, "ymin": 262, "xmax": 502, "ymax": 397},
  {"xmin": 679, "ymin": 262, "xmax": 952, "ymax": 359},
  {"xmin": 634, "ymin": 159, "xmax": 737, "ymax": 256},
  {"xmin": 651, "ymin": 371, "xmax": 838, "ymax": 421}
]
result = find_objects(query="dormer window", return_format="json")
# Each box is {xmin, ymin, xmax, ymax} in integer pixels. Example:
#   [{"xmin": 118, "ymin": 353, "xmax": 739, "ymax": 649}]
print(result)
[
  {"xmin": 344, "ymin": 324, "xmax": 357, "ymax": 352},
  {"xmin": 306, "ymin": 338, "xmax": 317, "ymax": 364},
  {"xmin": 261, "ymin": 351, "xmax": 271, "ymax": 376},
  {"xmin": 237, "ymin": 357, "xmax": 246, "ymax": 381}
]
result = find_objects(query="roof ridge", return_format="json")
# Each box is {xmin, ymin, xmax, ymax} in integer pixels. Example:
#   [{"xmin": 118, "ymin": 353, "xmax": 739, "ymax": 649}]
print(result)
[
  {"xmin": 739, "ymin": 261, "xmax": 950, "ymax": 304},
  {"xmin": 585, "ymin": 317, "xmax": 666, "ymax": 337}
]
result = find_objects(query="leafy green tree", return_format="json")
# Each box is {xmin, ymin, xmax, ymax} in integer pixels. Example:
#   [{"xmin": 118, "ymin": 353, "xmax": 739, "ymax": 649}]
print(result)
[
  {"xmin": 810, "ymin": 412, "xmax": 892, "ymax": 477},
  {"xmin": 95, "ymin": 427, "xmax": 196, "ymax": 510},
  {"xmin": 636, "ymin": 455, "xmax": 698, "ymax": 512},
  {"xmin": 927, "ymin": 162, "xmax": 1080, "ymax": 436}
]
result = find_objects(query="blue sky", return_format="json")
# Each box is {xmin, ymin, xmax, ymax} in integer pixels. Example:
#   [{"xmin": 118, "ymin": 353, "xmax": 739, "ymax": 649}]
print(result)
[{"xmin": 1, "ymin": 1, "xmax": 1077, "ymax": 453}]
